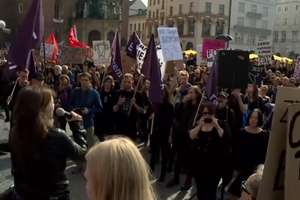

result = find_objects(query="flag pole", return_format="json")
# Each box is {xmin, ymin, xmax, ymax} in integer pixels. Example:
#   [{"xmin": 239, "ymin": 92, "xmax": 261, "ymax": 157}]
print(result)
[
  {"xmin": 192, "ymin": 89, "xmax": 206, "ymax": 127},
  {"xmin": 43, "ymin": 36, "xmax": 46, "ymax": 68},
  {"xmin": 128, "ymin": 74, "xmax": 144, "ymax": 116}
]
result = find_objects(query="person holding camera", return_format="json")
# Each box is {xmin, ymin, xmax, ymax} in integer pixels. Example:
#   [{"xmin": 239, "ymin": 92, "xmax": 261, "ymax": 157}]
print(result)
[
  {"xmin": 9, "ymin": 87, "xmax": 86, "ymax": 200},
  {"xmin": 189, "ymin": 103, "xmax": 224, "ymax": 200}
]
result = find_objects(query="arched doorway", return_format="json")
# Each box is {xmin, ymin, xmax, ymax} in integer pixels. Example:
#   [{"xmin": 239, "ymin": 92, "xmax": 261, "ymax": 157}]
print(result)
[
  {"xmin": 88, "ymin": 30, "xmax": 102, "ymax": 46},
  {"xmin": 107, "ymin": 31, "xmax": 115, "ymax": 45}
]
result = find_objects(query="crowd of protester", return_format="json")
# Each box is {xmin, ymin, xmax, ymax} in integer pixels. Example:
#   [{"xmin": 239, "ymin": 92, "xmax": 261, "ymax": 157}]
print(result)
[{"xmin": 0, "ymin": 56, "xmax": 299, "ymax": 200}]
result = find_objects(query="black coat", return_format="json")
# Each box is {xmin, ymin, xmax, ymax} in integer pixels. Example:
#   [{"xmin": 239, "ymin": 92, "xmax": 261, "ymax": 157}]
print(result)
[{"xmin": 10, "ymin": 128, "xmax": 86, "ymax": 200}]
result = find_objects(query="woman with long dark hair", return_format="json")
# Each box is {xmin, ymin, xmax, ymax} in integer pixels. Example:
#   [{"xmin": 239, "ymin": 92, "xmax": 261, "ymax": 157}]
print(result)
[
  {"xmin": 94, "ymin": 75, "xmax": 116, "ymax": 140},
  {"xmin": 9, "ymin": 87, "xmax": 86, "ymax": 200},
  {"xmin": 228, "ymin": 109, "xmax": 268, "ymax": 199},
  {"xmin": 189, "ymin": 103, "xmax": 224, "ymax": 200},
  {"xmin": 150, "ymin": 87, "xmax": 174, "ymax": 182}
]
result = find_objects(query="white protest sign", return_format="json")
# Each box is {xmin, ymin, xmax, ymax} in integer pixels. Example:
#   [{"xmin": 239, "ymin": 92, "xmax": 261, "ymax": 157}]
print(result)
[
  {"xmin": 286, "ymin": 103, "xmax": 300, "ymax": 200},
  {"xmin": 196, "ymin": 44, "xmax": 203, "ymax": 65},
  {"xmin": 92, "ymin": 40, "xmax": 111, "ymax": 66},
  {"xmin": 136, "ymin": 42, "xmax": 147, "ymax": 71},
  {"xmin": 293, "ymin": 58, "xmax": 300, "ymax": 80},
  {"xmin": 40, "ymin": 43, "xmax": 54, "ymax": 59},
  {"xmin": 257, "ymin": 40, "xmax": 272, "ymax": 65},
  {"xmin": 158, "ymin": 27, "xmax": 183, "ymax": 62},
  {"xmin": 258, "ymin": 87, "xmax": 300, "ymax": 200},
  {"xmin": 157, "ymin": 48, "xmax": 166, "ymax": 79}
]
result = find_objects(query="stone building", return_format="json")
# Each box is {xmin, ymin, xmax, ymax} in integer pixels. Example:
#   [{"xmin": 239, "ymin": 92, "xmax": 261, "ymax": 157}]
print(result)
[
  {"xmin": 128, "ymin": 0, "xmax": 147, "ymax": 41},
  {"xmin": 146, "ymin": 0, "xmax": 230, "ymax": 50}
]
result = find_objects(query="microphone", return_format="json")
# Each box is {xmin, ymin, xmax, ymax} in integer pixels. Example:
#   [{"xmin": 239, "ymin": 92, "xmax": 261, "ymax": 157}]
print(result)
[{"xmin": 56, "ymin": 108, "xmax": 72, "ymax": 119}]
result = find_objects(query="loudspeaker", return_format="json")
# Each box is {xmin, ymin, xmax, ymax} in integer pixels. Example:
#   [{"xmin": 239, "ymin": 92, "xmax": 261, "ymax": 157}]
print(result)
[{"xmin": 217, "ymin": 50, "xmax": 250, "ymax": 90}]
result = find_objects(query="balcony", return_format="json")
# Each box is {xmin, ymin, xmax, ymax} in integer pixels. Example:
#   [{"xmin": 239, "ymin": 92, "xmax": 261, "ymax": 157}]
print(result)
[
  {"xmin": 246, "ymin": 12, "xmax": 262, "ymax": 19},
  {"xmin": 233, "ymin": 25, "xmax": 271, "ymax": 35}
]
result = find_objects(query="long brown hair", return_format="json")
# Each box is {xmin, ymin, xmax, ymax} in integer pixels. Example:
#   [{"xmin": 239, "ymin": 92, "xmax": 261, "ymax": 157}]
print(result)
[{"xmin": 10, "ymin": 86, "xmax": 54, "ymax": 159}]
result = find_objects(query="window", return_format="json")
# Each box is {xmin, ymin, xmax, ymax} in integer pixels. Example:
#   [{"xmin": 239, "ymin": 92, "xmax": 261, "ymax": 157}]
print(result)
[
  {"xmin": 162, "ymin": 0, "xmax": 164, "ymax": 9},
  {"xmin": 285, "ymin": 7, "xmax": 288, "ymax": 11},
  {"xmin": 190, "ymin": 2, "xmax": 194, "ymax": 12},
  {"xmin": 235, "ymin": 32, "xmax": 244, "ymax": 44},
  {"xmin": 177, "ymin": 21, "xmax": 184, "ymax": 36},
  {"xmin": 202, "ymin": 18, "xmax": 211, "ymax": 37},
  {"xmin": 153, "ymin": 11, "xmax": 155, "ymax": 18},
  {"xmin": 263, "ymin": 7, "xmax": 268, "ymax": 17},
  {"xmin": 18, "ymin": 2, "xmax": 24, "ymax": 14},
  {"xmin": 297, "ymin": 5, "xmax": 299, "ymax": 10},
  {"xmin": 216, "ymin": 21, "xmax": 224, "ymax": 35},
  {"xmin": 153, "ymin": 0, "xmax": 156, "ymax": 6},
  {"xmin": 262, "ymin": 20, "xmax": 268, "ymax": 29},
  {"xmin": 292, "ymin": 31, "xmax": 298, "ymax": 41},
  {"xmin": 251, "ymin": 5, "xmax": 257, "ymax": 13},
  {"xmin": 248, "ymin": 33, "xmax": 256, "ymax": 45},
  {"xmin": 281, "ymin": 31, "xmax": 286, "ymax": 42},
  {"xmin": 205, "ymin": 2, "xmax": 212, "ymax": 14},
  {"xmin": 237, "ymin": 17, "xmax": 244, "ymax": 26},
  {"xmin": 156, "ymin": 10, "xmax": 159, "ymax": 18},
  {"xmin": 179, "ymin": 4, "xmax": 183, "ymax": 15},
  {"xmin": 274, "ymin": 31, "xmax": 278, "ymax": 42},
  {"xmin": 149, "ymin": 0, "xmax": 152, "ymax": 6},
  {"xmin": 130, "ymin": 24, "xmax": 132, "ymax": 33},
  {"xmin": 134, "ymin": 24, "xmax": 136, "ymax": 31},
  {"xmin": 219, "ymin": 4, "xmax": 225, "ymax": 15},
  {"xmin": 188, "ymin": 18, "xmax": 195, "ymax": 35},
  {"xmin": 138, "ymin": 23, "xmax": 141, "ymax": 31},
  {"xmin": 249, "ymin": 18, "xmax": 257, "ymax": 28},
  {"xmin": 157, "ymin": 0, "xmax": 160, "ymax": 5},
  {"xmin": 238, "ymin": 2, "xmax": 245, "ymax": 13},
  {"xmin": 148, "ymin": 11, "xmax": 151, "ymax": 18},
  {"xmin": 170, "ymin": 6, "xmax": 173, "ymax": 16},
  {"xmin": 54, "ymin": 0, "xmax": 60, "ymax": 19},
  {"xmin": 283, "ymin": 18, "xmax": 288, "ymax": 25}
]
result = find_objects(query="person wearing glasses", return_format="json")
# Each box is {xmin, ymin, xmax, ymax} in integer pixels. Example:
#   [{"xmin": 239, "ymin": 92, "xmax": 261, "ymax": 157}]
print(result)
[{"xmin": 189, "ymin": 102, "xmax": 224, "ymax": 200}]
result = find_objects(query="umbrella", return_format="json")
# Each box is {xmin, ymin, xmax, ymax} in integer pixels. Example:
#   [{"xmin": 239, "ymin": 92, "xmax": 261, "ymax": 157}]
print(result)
[{"xmin": 215, "ymin": 34, "xmax": 234, "ymax": 41}]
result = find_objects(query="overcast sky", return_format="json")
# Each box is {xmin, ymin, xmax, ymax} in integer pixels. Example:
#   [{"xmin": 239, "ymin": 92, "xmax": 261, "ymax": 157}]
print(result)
[{"xmin": 142, "ymin": 0, "xmax": 148, "ymax": 6}]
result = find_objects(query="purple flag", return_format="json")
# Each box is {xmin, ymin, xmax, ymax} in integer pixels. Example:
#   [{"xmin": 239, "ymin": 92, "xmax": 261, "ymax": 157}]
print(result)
[
  {"xmin": 8, "ymin": 0, "xmax": 44, "ymax": 68},
  {"xmin": 126, "ymin": 32, "xmax": 140, "ymax": 58},
  {"xmin": 205, "ymin": 55, "xmax": 218, "ymax": 101},
  {"xmin": 142, "ymin": 34, "xmax": 163, "ymax": 106},
  {"xmin": 25, "ymin": 50, "xmax": 37, "ymax": 79},
  {"xmin": 109, "ymin": 32, "xmax": 123, "ymax": 80}
]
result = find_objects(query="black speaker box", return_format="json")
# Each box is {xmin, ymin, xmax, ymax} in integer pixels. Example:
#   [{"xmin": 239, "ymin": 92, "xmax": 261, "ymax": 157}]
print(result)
[{"xmin": 217, "ymin": 50, "xmax": 250, "ymax": 90}]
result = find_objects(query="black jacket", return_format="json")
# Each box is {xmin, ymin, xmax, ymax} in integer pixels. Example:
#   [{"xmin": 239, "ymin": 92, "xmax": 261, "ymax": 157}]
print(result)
[{"xmin": 10, "ymin": 128, "xmax": 86, "ymax": 200}]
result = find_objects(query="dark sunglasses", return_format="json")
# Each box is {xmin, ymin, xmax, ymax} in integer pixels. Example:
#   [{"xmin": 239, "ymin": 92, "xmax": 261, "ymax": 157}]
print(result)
[{"xmin": 202, "ymin": 112, "xmax": 212, "ymax": 115}]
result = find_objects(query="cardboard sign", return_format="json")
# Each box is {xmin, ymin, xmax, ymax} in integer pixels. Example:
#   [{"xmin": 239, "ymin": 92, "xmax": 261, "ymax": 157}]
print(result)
[
  {"xmin": 258, "ymin": 87, "xmax": 300, "ymax": 200},
  {"xmin": 257, "ymin": 40, "xmax": 272, "ymax": 65},
  {"xmin": 92, "ymin": 40, "xmax": 111, "ymax": 66},
  {"xmin": 286, "ymin": 104, "xmax": 300, "ymax": 200},
  {"xmin": 158, "ymin": 27, "xmax": 183, "ymax": 62},
  {"xmin": 40, "ymin": 43, "xmax": 55, "ymax": 60},
  {"xmin": 60, "ymin": 47, "xmax": 86, "ymax": 64}
]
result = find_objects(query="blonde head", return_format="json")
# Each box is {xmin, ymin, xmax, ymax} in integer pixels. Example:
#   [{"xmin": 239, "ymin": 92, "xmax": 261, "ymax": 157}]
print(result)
[{"xmin": 85, "ymin": 137, "xmax": 156, "ymax": 200}]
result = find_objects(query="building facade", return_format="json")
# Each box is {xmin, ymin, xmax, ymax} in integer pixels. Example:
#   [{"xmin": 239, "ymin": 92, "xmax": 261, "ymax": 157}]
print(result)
[
  {"xmin": 145, "ymin": 0, "xmax": 230, "ymax": 50},
  {"xmin": 273, "ymin": 0, "xmax": 300, "ymax": 56},
  {"xmin": 0, "ymin": 0, "xmax": 128, "ymax": 47},
  {"xmin": 229, "ymin": 0, "xmax": 276, "ymax": 51},
  {"xmin": 128, "ymin": 0, "xmax": 147, "ymax": 41}
]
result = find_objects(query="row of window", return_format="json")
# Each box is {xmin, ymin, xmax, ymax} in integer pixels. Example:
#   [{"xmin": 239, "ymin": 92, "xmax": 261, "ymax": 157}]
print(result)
[
  {"xmin": 273, "ymin": 31, "xmax": 299, "ymax": 43},
  {"xmin": 278, "ymin": 5, "xmax": 300, "ymax": 12},
  {"xmin": 238, "ymin": 2, "xmax": 269, "ymax": 17},
  {"xmin": 234, "ymin": 32, "xmax": 268, "ymax": 45},
  {"xmin": 237, "ymin": 17, "xmax": 268, "ymax": 29},
  {"xmin": 147, "ymin": 19, "xmax": 225, "ymax": 38},
  {"xmin": 148, "ymin": 2, "xmax": 225, "ymax": 19},
  {"xmin": 129, "ymin": 22, "xmax": 146, "ymax": 33}
]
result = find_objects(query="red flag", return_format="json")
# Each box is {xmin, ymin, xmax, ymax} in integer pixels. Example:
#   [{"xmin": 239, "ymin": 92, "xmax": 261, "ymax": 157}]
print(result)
[
  {"xmin": 46, "ymin": 32, "xmax": 59, "ymax": 63},
  {"xmin": 68, "ymin": 25, "xmax": 89, "ymax": 48}
]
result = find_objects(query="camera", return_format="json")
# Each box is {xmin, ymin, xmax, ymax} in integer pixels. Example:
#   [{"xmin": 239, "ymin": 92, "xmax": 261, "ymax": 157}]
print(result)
[{"xmin": 204, "ymin": 118, "xmax": 213, "ymax": 123}]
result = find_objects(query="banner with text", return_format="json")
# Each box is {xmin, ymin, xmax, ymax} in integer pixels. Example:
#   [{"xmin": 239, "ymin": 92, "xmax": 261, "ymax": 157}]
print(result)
[
  {"xmin": 158, "ymin": 27, "xmax": 183, "ymax": 62},
  {"xmin": 257, "ymin": 40, "xmax": 273, "ymax": 65},
  {"xmin": 202, "ymin": 39, "xmax": 226, "ymax": 67}
]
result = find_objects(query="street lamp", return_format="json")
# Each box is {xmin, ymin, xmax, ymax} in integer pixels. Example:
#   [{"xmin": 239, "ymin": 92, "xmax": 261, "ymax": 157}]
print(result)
[{"xmin": 0, "ymin": 20, "xmax": 11, "ymax": 34}]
